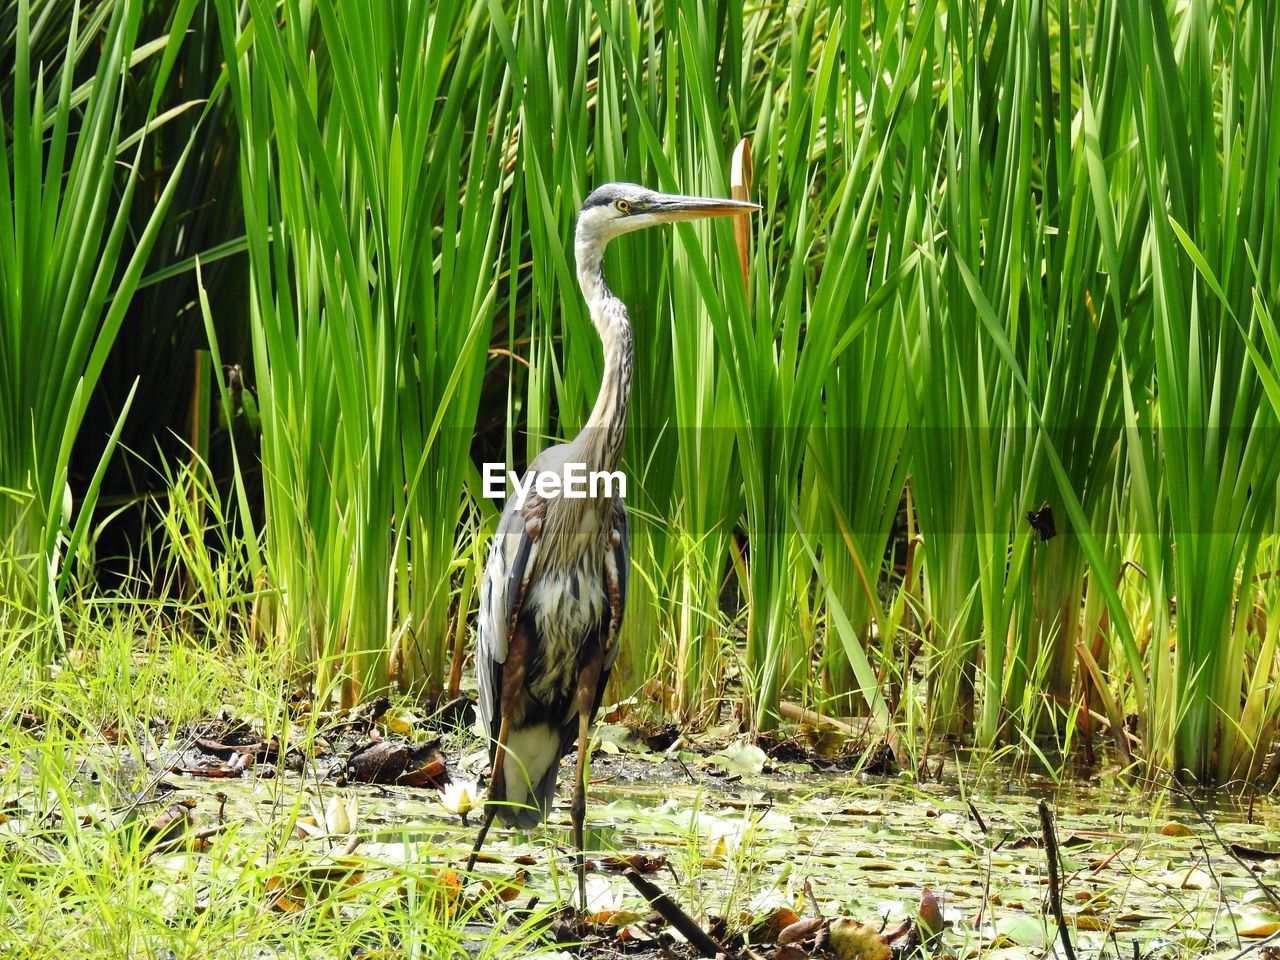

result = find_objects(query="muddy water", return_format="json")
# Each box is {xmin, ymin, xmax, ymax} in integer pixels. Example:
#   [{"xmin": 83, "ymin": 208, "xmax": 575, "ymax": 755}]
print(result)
[
  {"xmin": 82, "ymin": 733, "xmax": 1280, "ymax": 959},
  {"xmin": 574, "ymin": 753, "xmax": 1280, "ymax": 958}
]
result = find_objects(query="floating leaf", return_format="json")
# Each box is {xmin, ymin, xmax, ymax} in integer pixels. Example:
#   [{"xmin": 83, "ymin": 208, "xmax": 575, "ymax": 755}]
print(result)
[
  {"xmin": 708, "ymin": 741, "xmax": 768, "ymax": 775},
  {"xmin": 1072, "ymin": 914, "xmax": 1108, "ymax": 931},
  {"xmin": 994, "ymin": 915, "xmax": 1050, "ymax": 949},
  {"xmin": 1242, "ymin": 921, "xmax": 1280, "ymax": 938},
  {"xmin": 376, "ymin": 706, "xmax": 417, "ymax": 736}
]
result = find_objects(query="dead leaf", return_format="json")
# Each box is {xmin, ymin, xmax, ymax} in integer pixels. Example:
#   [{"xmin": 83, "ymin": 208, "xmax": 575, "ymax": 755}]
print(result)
[
  {"xmin": 918, "ymin": 887, "xmax": 944, "ymax": 947},
  {"xmin": 143, "ymin": 800, "xmax": 195, "ymax": 844},
  {"xmin": 426, "ymin": 868, "xmax": 462, "ymax": 917},
  {"xmin": 616, "ymin": 924, "xmax": 655, "ymax": 944},
  {"xmin": 585, "ymin": 909, "xmax": 645, "ymax": 926},
  {"xmin": 752, "ymin": 906, "xmax": 800, "ymax": 942},
  {"xmin": 829, "ymin": 919, "xmax": 891, "ymax": 960},
  {"xmin": 345, "ymin": 739, "xmax": 449, "ymax": 788},
  {"xmin": 495, "ymin": 869, "xmax": 528, "ymax": 903},
  {"xmin": 777, "ymin": 916, "xmax": 823, "ymax": 945}
]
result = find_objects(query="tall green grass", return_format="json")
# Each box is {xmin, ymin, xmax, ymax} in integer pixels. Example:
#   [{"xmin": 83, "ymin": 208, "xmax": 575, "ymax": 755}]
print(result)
[
  {"xmin": 7, "ymin": 0, "xmax": 1280, "ymax": 785},
  {"xmin": 1111, "ymin": 0, "xmax": 1280, "ymax": 782},
  {"xmin": 213, "ymin": 0, "xmax": 511, "ymax": 702},
  {"xmin": 0, "ymin": 0, "xmax": 199, "ymax": 627}
]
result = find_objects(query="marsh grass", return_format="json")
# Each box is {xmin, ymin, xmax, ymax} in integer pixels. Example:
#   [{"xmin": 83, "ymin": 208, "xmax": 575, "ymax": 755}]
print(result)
[
  {"xmin": 0, "ymin": 575, "xmax": 1272, "ymax": 958},
  {"xmin": 0, "ymin": 609, "xmax": 556, "ymax": 958},
  {"xmin": 212, "ymin": 0, "xmax": 514, "ymax": 703},
  {"xmin": 0, "ymin": 0, "xmax": 202, "ymax": 625},
  {"xmin": 4, "ymin": 0, "xmax": 1280, "ymax": 787}
]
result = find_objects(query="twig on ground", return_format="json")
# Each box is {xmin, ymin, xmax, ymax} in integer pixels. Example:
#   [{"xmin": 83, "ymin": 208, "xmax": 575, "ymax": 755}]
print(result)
[
  {"xmin": 779, "ymin": 701, "xmax": 858, "ymax": 735},
  {"xmin": 1217, "ymin": 925, "xmax": 1280, "ymax": 960},
  {"xmin": 1037, "ymin": 799, "xmax": 1076, "ymax": 960},
  {"xmin": 1170, "ymin": 774, "xmax": 1280, "ymax": 909},
  {"xmin": 624, "ymin": 868, "xmax": 728, "ymax": 959}
]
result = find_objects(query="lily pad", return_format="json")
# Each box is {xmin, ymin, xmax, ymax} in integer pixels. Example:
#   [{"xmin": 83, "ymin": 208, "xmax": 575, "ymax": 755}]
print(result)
[{"xmin": 708, "ymin": 741, "xmax": 768, "ymax": 775}]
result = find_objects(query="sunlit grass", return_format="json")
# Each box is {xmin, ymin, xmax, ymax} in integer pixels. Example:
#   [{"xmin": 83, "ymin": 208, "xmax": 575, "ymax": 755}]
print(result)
[
  {"xmin": 212, "ymin": 0, "xmax": 513, "ymax": 702},
  {"xmin": 0, "ymin": 0, "xmax": 200, "ymax": 622},
  {"xmin": 0, "ymin": 603, "xmax": 555, "ymax": 958},
  {"xmin": 3, "ymin": 0, "xmax": 1280, "ymax": 788}
]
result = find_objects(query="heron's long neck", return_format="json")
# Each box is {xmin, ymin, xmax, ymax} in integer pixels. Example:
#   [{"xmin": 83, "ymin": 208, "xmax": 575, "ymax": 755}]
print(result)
[{"xmin": 575, "ymin": 237, "xmax": 633, "ymax": 474}]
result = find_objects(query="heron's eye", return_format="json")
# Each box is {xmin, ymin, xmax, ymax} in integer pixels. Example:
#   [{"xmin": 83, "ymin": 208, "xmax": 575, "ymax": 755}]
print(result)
[{"xmin": 615, "ymin": 199, "xmax": 631, "ymax": 214}]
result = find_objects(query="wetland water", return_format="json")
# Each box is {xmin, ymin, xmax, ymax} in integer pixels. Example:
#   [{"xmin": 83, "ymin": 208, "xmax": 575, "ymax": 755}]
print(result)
[{"xmin": 116, "ymin": 724, "xmax": 1280, "ymax": 959}]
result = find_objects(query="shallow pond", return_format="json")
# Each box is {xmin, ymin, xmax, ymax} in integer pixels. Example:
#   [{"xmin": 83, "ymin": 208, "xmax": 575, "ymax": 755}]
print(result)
[{"xmin": 41, "ymin": 724, "xmax": 1280, "ymax": 959}]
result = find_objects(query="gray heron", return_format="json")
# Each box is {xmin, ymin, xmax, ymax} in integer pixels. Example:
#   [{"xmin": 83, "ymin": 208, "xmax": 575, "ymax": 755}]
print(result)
[{"xmin": 466, "ymin": 182, "xmax": 759, "ymax": 909}]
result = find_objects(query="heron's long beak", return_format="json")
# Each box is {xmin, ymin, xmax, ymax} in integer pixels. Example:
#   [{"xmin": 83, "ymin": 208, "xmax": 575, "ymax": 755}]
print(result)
[{"xmin": 648, "ymin": 194, "xmax": 761, "ymax": 222}]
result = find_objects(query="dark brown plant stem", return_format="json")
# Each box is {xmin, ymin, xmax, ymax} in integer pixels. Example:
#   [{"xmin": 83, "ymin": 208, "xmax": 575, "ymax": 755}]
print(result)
[
  {"xmin": 1171, "ymin": 775, "xmax": 1280, "ymax": 909},
  {"xmin": 1218, "ymin": 925, "xmax": 1280, "ymax": 960},
  {"xmin": 624, "ymin": 868, "xmax": 726, "ymax": 958},
  {"xmin": 966, "ymin": 798, "xmax": 988, "ymax": 833},
  {"xmin": 1037, "ymin": 799, "xmax": 1076, "ymax": 960}
]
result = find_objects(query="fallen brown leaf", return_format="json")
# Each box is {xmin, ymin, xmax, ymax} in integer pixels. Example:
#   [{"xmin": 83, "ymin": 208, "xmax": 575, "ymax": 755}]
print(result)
[
  {"xmin": 600, "ymin": 853, "xmax": 667, "ymax": 874},
  {"xmin": 345, "ymin": 739, "xmax": 449, "ymax": 788},
  {"xmin": 752, "ymin": 906, "xmax": 800, "ymax": 943},
  {"xmin": 777, "ymin": 916, "xmax": 823, "ymax": 945},
  {"xmin": 143, "ymin": 800, "xmax": 195, "ymax": 844}
]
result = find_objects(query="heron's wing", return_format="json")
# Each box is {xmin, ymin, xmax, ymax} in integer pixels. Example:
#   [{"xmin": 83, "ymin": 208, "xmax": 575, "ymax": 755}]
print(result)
[{"xmin": 476, "ymin": 492, "xmax": 539, "ymax": 743}]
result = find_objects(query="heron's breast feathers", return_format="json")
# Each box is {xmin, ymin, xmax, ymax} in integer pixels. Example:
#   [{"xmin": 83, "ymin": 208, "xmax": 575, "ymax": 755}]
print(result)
[
  {"xmin": 478, "ymin": 486, "xmax": 627, "ymax": 738},
  {"xmin": 524, "ymin": 542, "xmax": 611, "ymax": 704}
]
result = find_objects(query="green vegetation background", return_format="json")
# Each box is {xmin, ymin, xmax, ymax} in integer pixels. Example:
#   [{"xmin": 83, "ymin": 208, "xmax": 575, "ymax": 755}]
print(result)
[{"xmin": 2, "ymin": 0, "xmax": 1279, "ymax": 789}]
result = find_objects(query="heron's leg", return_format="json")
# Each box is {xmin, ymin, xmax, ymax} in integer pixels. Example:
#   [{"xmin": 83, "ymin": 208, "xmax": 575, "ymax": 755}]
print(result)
[
  {"xmin": 466, "ymin": 716, "xmax": 510, "ymax": 874},
  {"xmin": 571, "ymin": 711, "xmax": 591, "ymax": 913},
  {"xmin": 465, "ymin": 811, "xmax": 496, "ymax": 875}
]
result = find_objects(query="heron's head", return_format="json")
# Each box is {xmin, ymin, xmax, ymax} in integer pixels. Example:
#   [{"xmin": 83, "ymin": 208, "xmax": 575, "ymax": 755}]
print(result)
[{"xmin": 576, "ymin": 182, "xmax": 759, "ymax": 245}]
